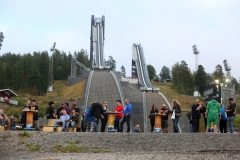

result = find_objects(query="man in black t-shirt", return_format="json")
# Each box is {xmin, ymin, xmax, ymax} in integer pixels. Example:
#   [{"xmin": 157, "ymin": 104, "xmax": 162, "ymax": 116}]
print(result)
[
  {"xmin": 56, "ymin": 103, "xmax": 64, "ymax": 119},
  {"xmin": 32, "ymin": 100, "xmax": 40, "ymax": 131},
  {"xmin": 191, "ymin": 99, "xmax": 202, "ymax": 133},
  {"xmin": 226, "ymin": 98, "xmax": 236, "ymax": 133},
  {"xmin": 160, "ymin": 104, "xmax": 169, "ymax": 133}
]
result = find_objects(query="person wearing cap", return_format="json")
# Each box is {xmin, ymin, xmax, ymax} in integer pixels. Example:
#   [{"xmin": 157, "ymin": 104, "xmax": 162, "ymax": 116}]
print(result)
[
  {"xmin": 205, "ymin": 96, "xmax": 221, "ymax": 133},
  {"xmin": 46, "ymin": 101, "xmax": 55, "ymax": 120},
  {"xmin": 191, "ymin": 99, "xmax": 202, "ymax": 132},
  {"xmin": 114, "ymin": 100, "xmax": 124, "ymax": 132},
  {"xmin": 226, "ymin": 98, "xmax": 236, "ymax": 133}
]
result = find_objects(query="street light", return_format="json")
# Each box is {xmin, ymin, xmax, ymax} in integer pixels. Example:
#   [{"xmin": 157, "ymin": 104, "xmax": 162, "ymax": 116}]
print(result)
[{"xmin": 215, "ymin": 79, "xmax": 219, "ymax": 88}]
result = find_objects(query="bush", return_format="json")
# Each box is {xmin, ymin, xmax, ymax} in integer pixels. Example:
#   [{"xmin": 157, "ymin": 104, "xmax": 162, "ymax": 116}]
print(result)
[
  {"xmin": 7, "ymin": 107, "xmax": 21, "ymax": 118},
  {"xmin": 38, "ymin": 106, "xmax": 46, "ymax": 117}
]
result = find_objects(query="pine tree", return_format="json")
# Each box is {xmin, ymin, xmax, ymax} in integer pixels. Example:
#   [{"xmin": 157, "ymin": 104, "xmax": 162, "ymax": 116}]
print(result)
[
  {"xmin": 121, "ymin": 65, "xmax": 126, "ymax": 77},
  {"xmin": 195, "ymin": 65, "xmax": 207, "ymax": 96}
]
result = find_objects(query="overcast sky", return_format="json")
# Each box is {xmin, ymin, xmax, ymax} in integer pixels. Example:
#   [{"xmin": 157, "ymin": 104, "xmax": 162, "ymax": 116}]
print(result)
[{"xmin": 0, "ymin": 0, "xmax": 239, "ymax": 81}]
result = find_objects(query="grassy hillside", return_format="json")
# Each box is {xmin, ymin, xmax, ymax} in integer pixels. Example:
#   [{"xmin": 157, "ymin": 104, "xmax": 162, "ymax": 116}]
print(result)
[{"xmin": 152, "ymin": 81, "xmax": 196, "ymax": 111}]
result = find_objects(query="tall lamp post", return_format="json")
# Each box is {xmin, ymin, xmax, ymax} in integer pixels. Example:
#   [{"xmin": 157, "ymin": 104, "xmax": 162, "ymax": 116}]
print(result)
[{"xmin": 215, "ymin": 78, "xmax": 232, "ymax": 105}]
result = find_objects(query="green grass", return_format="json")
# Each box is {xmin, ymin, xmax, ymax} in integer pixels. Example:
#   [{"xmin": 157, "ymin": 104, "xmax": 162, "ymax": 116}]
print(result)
[
  {"xmin": 233, "ymin": 116, "xmax": 240, "ymax": 129},
  {"xmin": 26, "ymin": 143, "xmax": 41, "ymax": 152},
  {"xmin": 54, "ymin": 144, "xmax": 88, "ymax": 153},
  {"xmin": 19, "ymin": 130, "xmax": 31, "ymax": 137},
  {"xmin": 53, "ymin": 144, "xmax": 113, "ymax": 153}
]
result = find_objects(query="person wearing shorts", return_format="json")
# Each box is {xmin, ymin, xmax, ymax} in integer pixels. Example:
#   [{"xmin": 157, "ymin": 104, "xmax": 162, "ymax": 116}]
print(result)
[
  {"xmin": 205, "ymin": 96, "xmax": 221, "ymax": 133},
  {"xmin": 160, "ymin": 104, "xmax": 169, "ymax": 133}
]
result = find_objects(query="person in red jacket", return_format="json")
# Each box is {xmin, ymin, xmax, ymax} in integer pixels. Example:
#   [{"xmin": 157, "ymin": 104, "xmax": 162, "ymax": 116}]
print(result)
[{"xmin": 114, "ymin": 100, "xmax": 123, "ymax": 132}]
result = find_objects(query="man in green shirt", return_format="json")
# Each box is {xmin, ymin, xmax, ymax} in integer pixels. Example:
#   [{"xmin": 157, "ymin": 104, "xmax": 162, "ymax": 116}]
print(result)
[{"xmin": 205, "ymin": 96, "xmax": 221, "ymax": 133}]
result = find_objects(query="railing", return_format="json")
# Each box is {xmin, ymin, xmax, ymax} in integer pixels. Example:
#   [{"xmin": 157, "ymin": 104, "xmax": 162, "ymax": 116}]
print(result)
[
  {"xmin": 110, "ymin": 71, "xmax": 125, "ymax": 105},
  {"xmin": 140, "ymin": 47, "xmax": 153, "ymax": 88},
  {"xmin": 83, "ymin": 70, "xmax": 94, "ymax": 111},
  {"xmin": 142, "ymin": 91, "xmax": 148, "ymax": 133}
]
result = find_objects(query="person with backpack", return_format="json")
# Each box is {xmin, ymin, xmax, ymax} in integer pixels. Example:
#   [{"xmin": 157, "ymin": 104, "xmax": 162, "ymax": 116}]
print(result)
[{"xmin": 219, "ymin": 103, "xmax": 227, "ymax": 133}]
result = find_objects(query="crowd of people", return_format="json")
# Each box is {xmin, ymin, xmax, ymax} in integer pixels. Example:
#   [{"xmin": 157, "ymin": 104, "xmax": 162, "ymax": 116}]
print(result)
[
  {"xmin": 45, "ymin": 98, "xmax": 133, "ymax": 132},
  {"xmin": 148, "ymin": 99, "xmax": 181, "ymax": 133},
  {"xmin": 188, "ymin": 96, "xmax": 236, "ymax": 133},
  {"xmin": 0, "ymin": 109, "xmax": 16, "ymax": 130},
  {"xmin": 0, "ymin": 95, "xmax": 237, "ymax": 134}
]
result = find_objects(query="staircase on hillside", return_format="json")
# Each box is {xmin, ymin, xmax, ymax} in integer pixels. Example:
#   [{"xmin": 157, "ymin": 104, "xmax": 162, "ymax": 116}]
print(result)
[{"xmin": 87, "ymin": 70, "xmax": 122, "ymax": 111}]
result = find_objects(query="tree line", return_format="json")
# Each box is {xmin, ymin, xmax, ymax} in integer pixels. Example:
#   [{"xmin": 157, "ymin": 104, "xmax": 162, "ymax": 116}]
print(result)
[
  {"xmin": 0, "ymin": 49, "xmax": 90, "ymax": 95},
  {"xmin": 146, "ymin": 62, "xmax": 239, "ymax": 96}
]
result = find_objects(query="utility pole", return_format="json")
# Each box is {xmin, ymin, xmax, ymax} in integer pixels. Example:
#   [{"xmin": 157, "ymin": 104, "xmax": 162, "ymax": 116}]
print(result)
[{"xmin": 47, "ymin": 42, "xmax": 56, "ymax": 92}]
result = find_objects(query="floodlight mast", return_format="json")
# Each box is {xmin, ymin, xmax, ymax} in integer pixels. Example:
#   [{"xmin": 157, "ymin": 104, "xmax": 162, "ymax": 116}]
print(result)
[
  {"xmin": 223, "ymin": 59, "xmax": 232, "ymax": 81},
  {"xmin": 192, "ymin": 45, "xmax": 200, "ymax": 71},
  {"xmin": 48, "ymin": 42, "xmax": 56, "ymax": 92},
  {"xmin": 0, "ymin": 32, "xmax": 4, "ymax": 50}
]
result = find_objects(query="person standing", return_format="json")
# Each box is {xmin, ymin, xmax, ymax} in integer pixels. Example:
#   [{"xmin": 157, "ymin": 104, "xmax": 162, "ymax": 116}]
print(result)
[
  {"xmin": 21, "ymin": 100, "xmax": 31, "ymax": 129},
  {"xmin": 201, "ymin": 101, "xmax": 208, "ymax": 129},
  {"xmin": 191, "ymin": 99, "xmax": 202, "ymax": 133},
  {"xmin": 101, "ymin": 101, "xmax": 108, "ymax": 132},
  {"xmin": 205, "ymin": 96, "xmax": 221, "ymax": 133},
  {"xmin": 148, "ymin": 104, "xmax": 158, "ymax": 132},
  {"xmin": 120, "ymin": 99, "xmax": 132, "ymax": 133},
  {"xmin": 81, "ymin": 112, "xmax": 87, "ymax": 132},
  {"xmin": 86, "ymin": 103, "xmax": 94, "ymax": 132},
  {"xmin": 219, "ymin": 103, "xmax": 227, "ymax": 133},
  {"xmin": 90, "ymin": 101, "xmax": 103, "ymax": 132},
  {"xmin": 114, "ymin": 100, "xmax": 123, "ymax": 132},
  {"xmin": 46, "ymin": 101, "xmax": 55, "ymax": 120},
  {"xmin": 172, "ymin": 99, "xmax": 181, "ymax": 133},
  {"xmin": 32, "ymin": 100, "xmax": 40, "ymax": 131},
  {"xmin": 226, "ymin": 98, "xmax": 236, "ymax": 133},
  {"xmin": 160, "ymin": 104, "xmax": 169, "ymax": 133}
]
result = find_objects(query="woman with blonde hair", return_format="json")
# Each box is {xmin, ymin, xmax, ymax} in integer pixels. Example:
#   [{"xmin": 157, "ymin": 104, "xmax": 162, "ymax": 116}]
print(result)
[{"xmin": 172, "ymin": 99, "xmax": 181, "ymax": 133}]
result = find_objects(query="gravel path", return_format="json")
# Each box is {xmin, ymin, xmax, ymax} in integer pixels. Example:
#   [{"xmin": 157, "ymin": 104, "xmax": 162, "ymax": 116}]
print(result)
[{"xmin": 1, "ymin": 131, "xmax": 240, "ymax": 160}]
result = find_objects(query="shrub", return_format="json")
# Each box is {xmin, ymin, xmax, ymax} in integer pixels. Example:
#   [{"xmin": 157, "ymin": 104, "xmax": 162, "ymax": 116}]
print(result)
[{"xmin": 38, "ymin": 106, "xmax": 46, "ymax": 117}]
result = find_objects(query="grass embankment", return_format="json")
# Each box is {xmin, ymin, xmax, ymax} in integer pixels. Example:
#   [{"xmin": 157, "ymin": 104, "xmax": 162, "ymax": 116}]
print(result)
[
  {"xmin": 152, "ymin": 82, "xmax": 196, "ymax": 111},
  {"xmin": 152, "ymin": 81, "xmax": 240, "ymax": 132},
  {"xmin": 1, "ymin": 80, "xmax": 86, "ymax": 118}
]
